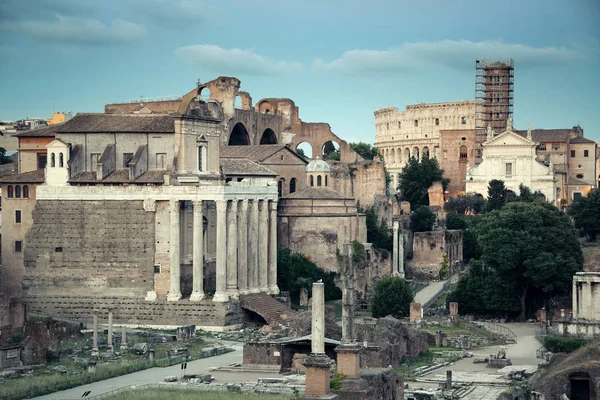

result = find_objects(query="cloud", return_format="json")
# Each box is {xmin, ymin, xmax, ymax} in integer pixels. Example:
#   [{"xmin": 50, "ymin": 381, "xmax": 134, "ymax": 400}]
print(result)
[
  {"xmin": 128, "ymin": 0, "xmax": 217, "ymax": 27},
  {"xmin": 314, "ymin": 40, "xmax": 589, "ymax": 75},
  {"xmin": 0, "ymin": 16, "xmax": 146, "ymax": 45},
  {"xmin": 175, "ymin": 44, "xmax": 304, "ymax": 76}
]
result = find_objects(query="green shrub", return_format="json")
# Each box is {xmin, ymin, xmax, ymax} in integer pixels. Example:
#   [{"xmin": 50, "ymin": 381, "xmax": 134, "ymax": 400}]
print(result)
[
  {"xmin": 330, "ymin": 372, "xmax": 346, "ymax": 390},
  {"xmin": 544, "ymin": 336, "xmax": 589, "ymax": 353}
]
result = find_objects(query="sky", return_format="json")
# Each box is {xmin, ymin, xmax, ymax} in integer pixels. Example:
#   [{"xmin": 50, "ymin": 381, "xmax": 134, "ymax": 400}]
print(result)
[{"xmin": 1, "ymin": 0, "xmax": 599, "ymax": 141}]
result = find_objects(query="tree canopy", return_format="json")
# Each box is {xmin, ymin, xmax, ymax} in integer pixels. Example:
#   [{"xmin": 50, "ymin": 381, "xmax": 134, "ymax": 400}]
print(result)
[
  {"xmin": 371, "ymin": 276, "xmax": 414, "ymax": 319},
  {"xmin": 449, "ymin": 201, "xmax": 583, "ymax": 320},
  {"xmin": 0, "ymin": 147, "xmax": 12, "ymax": 165},
  {"xmin": 398, "ymin": 156, "xmax": 449, "ymax": 206},
  {"xmin": 365, "ymin": 207, "xmax": 393, "ymax": 251},
  {"xmin": 410, "ymin": 205, "xmax": 436, "ymax": 233},
  {"xmin": 445, "ymin": 193, "xmax": 486, "ymax": 215},
  {"xmin": 568, "ymin": 188, "xmax": 600, "ymax": 241},
  {"xmin": 349, "ymin": 142, "xmax": 381, "ymax": 160},
  {"xmin": 486, "ymin": 179, "xmax": 508, "ymax": 211}
]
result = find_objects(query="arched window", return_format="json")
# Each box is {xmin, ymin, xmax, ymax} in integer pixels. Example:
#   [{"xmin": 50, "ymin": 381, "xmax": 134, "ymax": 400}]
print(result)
[
  {"xmin": 7, "ymin": 185, "xmax": 13, "ymax": 198},
  {"xmin": 317, "ymin": 175, "xmax": 322, "ymax": 186},
  {"xmin": 290, "ymin": 178, "xmax": 297, "ymax": 193},
  {"xmin": 51, "ymin": 153, "xmax": 55, "ymax": 167},
  {"xmin": 15, "ymin": 185, "xmax": 21, "ymax": 198},
  {"xmin": 310, "ymin": 175, "xmax": 314, "ymax": 186},
  {"xmin": 278, "ymin": 179, "xmax": 284, "ymax": 197},
  {"xmin": 461, "ymin": 116, "xmax": 467, "ymax": 124},
  {"xmin": 23, "ymin": 185, "xmax": 29, "ymax": 198},
  {"xmin": 325, "ymin": 176, "xmax": 328, "ymax": 186},
  {"xmin": 59, "ymin": 152, "xmax": 64, "ymax": 167},
  {"xmin": 459, "ymin": 146, "xmax": 468, "ymax": 160}
]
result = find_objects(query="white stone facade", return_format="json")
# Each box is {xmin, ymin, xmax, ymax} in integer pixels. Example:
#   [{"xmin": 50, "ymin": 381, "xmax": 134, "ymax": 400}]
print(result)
[{"xmin": 557, "ymin": 272, "xmax": 600, "ymax": 338}]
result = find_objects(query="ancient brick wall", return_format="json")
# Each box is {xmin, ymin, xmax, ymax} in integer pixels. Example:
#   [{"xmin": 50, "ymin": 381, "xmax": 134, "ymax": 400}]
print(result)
[
  {"xmin": 410, "ymin": 230, "xmax": 462, "ymax": 280},
  {"xmin": 440, "ymin": 129, "xmax": 476, "ymax": 196},
  {"xmin": 328, "ymin": 160, "xmax": 387, "ymax": 209},
  {"xmin": 243, "ymin": 342, "xmax": 282, "ymax": 367},
  {"xmin": 23, "ymin": 200, "xmax": 155, "ymax": 298}
]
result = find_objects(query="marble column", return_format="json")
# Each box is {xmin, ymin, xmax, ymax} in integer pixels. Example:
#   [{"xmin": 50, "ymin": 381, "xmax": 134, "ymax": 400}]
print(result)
[
  {"xmin": 190, "ymin": 200, "xmax": 205, "ymax": 301},
  {"xmin": 392, "ymin": 220, "xmax": 399, "ymax": 276},
  {"xmin": 91, "ymin": 310, "xmax": 99, "ymax": 356},
  {"xmin": 258, "ymin": 200, "xmax": 269, "ymax": 292},
  {"xmin": 238, "ymin": 200, "xmax": 249, "ymax": 294},
  {"xmin": 213, "ymin": 200, "xmax": 228, "ymax": 302},
  {"xmin": 120, "ymin": 326, "xmax": 128, "ymax": 350},
  {"xmin": 227, "ymin": 200, "xmax": 239, "ymax": 297},
  {"xmin": 586, "ymin": 281, "xmax": 593, "ymax": 320},
  {"xmin": 248, "ymin": 199, "xmax": 259, "ymax": 293},
  {"xmin": 399, "ymin": 229, "xmax": 405, "ymax": 279},
  {"xmin": 107, "ymin": 309, "xmax": 113, "ymax": 352},
  {"xmin": 167, "ymin": 199, "xmax": 182, "ymax": 301},
  {"xmin": 572, "ymin": 280, "xmax": 578, "ymax": 319},
  {"xmin": 268, "ymin": 200, "xmax": 279, "ymax": 295},
  {"xmin": 312, "ymin": 282, "xmax": 325, "ymax": 354}
]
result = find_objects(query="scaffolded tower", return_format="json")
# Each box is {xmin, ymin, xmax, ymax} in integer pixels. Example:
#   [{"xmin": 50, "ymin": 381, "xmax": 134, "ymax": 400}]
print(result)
[{"xmin": 475, "ymin": 59, "xmax": 514, "ymax": 162}]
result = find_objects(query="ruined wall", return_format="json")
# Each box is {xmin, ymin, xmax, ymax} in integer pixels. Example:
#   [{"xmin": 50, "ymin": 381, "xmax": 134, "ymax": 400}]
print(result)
[
  {"xmin": 294, "ymin": 122, "xmax": 364, "ymax": 164},
  {"xmin": 440, "ymin": 129, "xmax": 476, "ymax": 196},
  {"xmin": 410, "ymin": 230, "xmax": 462, "ymax": 280},
  {"xmin": 230, "ymin": 109, "xmax": 283, "ymax": 146},
  {"xmin": 328, "ymin": 160, "xmax": 387, "ymax": 209},
  {"xmin": 243, "ymin": 342, "xmax": 282, "ymax": 367},
  {"xmin": 354, "ymin": 250, "xmax": 392, "ymax": 303},
  {"xmin": 23, "ymin": 200, "xmax": 155, "ymax": 298}
]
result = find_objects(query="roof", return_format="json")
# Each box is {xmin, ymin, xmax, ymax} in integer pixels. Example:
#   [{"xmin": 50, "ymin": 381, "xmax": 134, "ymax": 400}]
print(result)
[
  {"xmin": 515, "ymin": 129, "xmax": 571, "ymax": 143},
  {"xmin": 306, "ymin": 158, "xmax": 330, "ymax": 173},
  {"xmin": 0, "ymin": 162, "xmax": 18, "ymax": 177},
  {"xmin": 569, "ymin": 136, "xmax": 596, "ymax": 144},
  {"xmin": 273, "ymin": 335, "xmax": 341, "ymax": 346},
  {"xmin": 57, "ymin": 114, "xmax": 175, "ymax": 133},
  {"xmin": 13, "ymin": 124, "xmax": 62, "ymax": 137},
  {"xmin": 219, "ymin": 158, "xmax": 277, "ymax": 176},
  {"xmin": 220, "ymin": 145, "xmax": 307, "ymax": 164},
  {"xmin": 0, "ymin": 169, "xmax": 44, "ymax": 183},
  {"xmin": 69, "ymin": 169, "xmax": 166, "ymax": 184},
  {"xmin": 284, "ymin": 187, "xmax": 351, "ymax": 200}
]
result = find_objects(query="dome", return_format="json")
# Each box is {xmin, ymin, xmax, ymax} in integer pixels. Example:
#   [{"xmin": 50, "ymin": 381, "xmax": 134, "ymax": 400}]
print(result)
[{"xmin": 305, "ymin": 158, "xmax": 330, "ymax": 173}]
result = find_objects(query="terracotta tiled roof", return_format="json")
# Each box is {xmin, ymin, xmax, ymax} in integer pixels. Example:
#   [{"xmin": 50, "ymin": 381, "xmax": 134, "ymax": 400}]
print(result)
[
  {"xmin": 284, "ymin": 187, "xmax": 351, "ymax": 200},
  {"xmin": 220, "ymin": 145, "xmax": 307, "ymax": 164},
  {"xmin": 515, "ymin": 129, "xmax": 571, "ymax": 142},
  {"xmin": 69, "ymin": 169, "xmax": 166, "ymax": 184},
  {"xmin": 102, "ymin": 169, "xmax": 130, "ymax": 183},
  {"xmin": 219, "ymin": 158, "xmax": 277, "ymax": 176},
  {"xmin": 0, "ymin": 169, "xmax": 44, "ymax": 183},
  {"xmin": 569, "ymin": 136, "xmax": 596, "ymax": 144},
  {"xmin": 58, "ymin": 114, "xmax": 175, "ymax": 133},
  {"xmin": 135, "ymin": 170, "xmax": 166, "ymax": 184},
  {"xmin": 14, "ymin": 124, "xmax": 61, "ymax": 137}
]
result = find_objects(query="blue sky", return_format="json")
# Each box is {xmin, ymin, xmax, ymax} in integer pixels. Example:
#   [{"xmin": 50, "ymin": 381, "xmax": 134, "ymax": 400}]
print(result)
[{"xmin": 1, "ymin": 0, "xmax": 599, "ymax": 141}]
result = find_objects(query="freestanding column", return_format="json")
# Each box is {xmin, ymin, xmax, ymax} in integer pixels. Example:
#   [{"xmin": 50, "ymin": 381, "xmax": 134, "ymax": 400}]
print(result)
[
  {"xmin": 91, "ymin": 310, "xmax": 99, "ymax": 357},
  {"xmin": 392, "ymin": 220, "xmax": 399, "ymax": 276},
  {"xmin": 190, "ymin": 200, "xmax": 205, "ymax": 301},
  {"xmin": 258, "ymin": 200, "xmax": 269, "ymax": 292},
  {"xmin": 238, "ymin": 200, "xmax": 249, "ymax": 294},
  {"xmin": 107, "ymin": 309, "xmax": 114, "ymax": 353},
  {"xmin": 399, "ymin": 229, "xmax": 405, "ymax": 279},
  {"xmin": 120, "ymin": 326, "xmax": 128, "ymax": 350},
  {"xmin": 248, "ymin": 199, "xmax": 259, "ymax": 293},
  {"xmin": 227, "ymin": 200, "xmax": 239, "ymax": 298},
  {"xmin": 268, "ymin": 200, "xmax": 279, "ymax": 295},
  {"xmin": 213, "ymin": 200, "xmax": 229, "ymax": 302},
  {"xmin": 586, "ymin": 281, "xmax": 593, "ymax": 320},
  {"xmin": 312, "ymin": 282, "xmax": 325, "ymax": 353},
  {"xmin": 167, "ymin": 199, "xmax": 182, "ymax": 301},
  {"xmin": 572, "ymin": 280, "xmax": 578, "ymax": 319}
]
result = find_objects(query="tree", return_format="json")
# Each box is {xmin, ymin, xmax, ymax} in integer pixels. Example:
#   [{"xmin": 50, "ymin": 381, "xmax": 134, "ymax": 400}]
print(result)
[
  {"xmin": 445, "ymin": 213, "xmax": 480, "ymax": 262},
  {"xmin": 486, "ymin": 179, "xmax": 508, "ymax": 211},
  {"xmin": 474, "ymin": 202, "xmax": 582, "ymax": 320},
  {"xmin": 296, "ymin": 148, "xmax": 307, "ymax": 158},
  {"xmin": 517, "ymin": 184, "xmax": 546, "ymax": 203},
  {"xmin": 277, "ymin": 247, "xmax": 341, "ymax": 305},
  {"xmin": 445, "ymin": 193, "xmax": 486, "ymax": 215},
  {"xmin": 371, "ymin": 276, "xmax": 414, "ymax": 319},
  {"xmin": 326, "ymin": 149, "xmax": 340, "ymax": 161},
  {"xmin": 0, "ymin": 147, "xmax": 12, "ymax": 165},
  {"xmin": 568, "ymin": 189, "xmax": 600, "ymax": 241},
  {"xmin": 410, "ymin": 206, "xmax": 436, "ymax": 233},
  {"xmin": 365, "ymin": 207, "xmax": 392, "ymax": 251},
  {"xmin": 349, "ymin": 142, "xmax": 381, "ymax": 160},
  {"xmin": 398, "ymin": 156, "xmax": 449, "ymax": 206}
]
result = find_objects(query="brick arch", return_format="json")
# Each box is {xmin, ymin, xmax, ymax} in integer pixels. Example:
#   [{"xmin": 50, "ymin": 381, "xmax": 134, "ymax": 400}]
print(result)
[
  {"xmin": 260, "ymin": 128, "xmax": 278, "ymax": 144},
  {"xmin": 229, "ymin": 122, "xmax": 251, "ymax": 145}
]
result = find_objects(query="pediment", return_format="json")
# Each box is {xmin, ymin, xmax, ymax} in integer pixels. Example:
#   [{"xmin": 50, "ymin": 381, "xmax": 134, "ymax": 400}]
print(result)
[
  {"xmin": 484, "ymin": 130, "xmax": 535, "ymax": 147},
  {"xmin": 46, "ymin": 138, "xmax": 69, "ymax": 149}
]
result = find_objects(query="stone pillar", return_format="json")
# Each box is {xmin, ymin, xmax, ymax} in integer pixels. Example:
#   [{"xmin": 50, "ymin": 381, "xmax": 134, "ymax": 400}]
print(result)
[
  {"xmin": 227, "ymin": 200, "xmax": 239, "ymax": 298},
  {"xmin": 303, "ymin": 282, "xmax": 334, "ymax": 398},
  {"xmin": 268, "ymin": 200, "xmax": 279, "ymax": 294},
  {"xmin": 392, "ymin": 220, "xmax": 399, "ymax": 276},
  {"xmin": 449, "ymin": 302, "xmax": 458, "ymax": 322},
  {"xmin": 300, "ymin": 288, "xmax": 309, "ymax": 307},
  {"xmin": 120, "ymin": 326, "xmax": 127, "ymax": 350},
  {"xmin": 238, "ymin": 199, "xmax": 249, "ymax": 295},
  {"xmin": 167, "ymin": 199, "xmax": 182, "ymax": 301},
  {"xmin": 213, "ymin": 200, "xmax": 229, "ymax": 302},
  {"xmin": 107, "ymin": 309, "xmax": 114, "ymax": 353},
  {"xmin": 586, "ymin": 281, "xmax": 593, "ymax": 320},
  {"xmin": 248, "ymin": 200, "xmax": 259, "ymax": 293},
  {"xmin": 446, "ymin": 370, "xmax": 452, "ymax": 389},
  {"xmin": 92, "ymin": 311, "xmax": 99, "ymax": 357},
  {"xmin": 410, "ymin": 302, "xmax": 422, "ymax": 323},
  {"xmin": 399, "ymin": 229, "xmax": 405, "ymax": 279},
  {"xmin": 258, "ymin": 200, "xmax": 269, "ymax": 292},
  {"xmin": 190, "ymin": 200, "xmax": 204, "ymax": 301},
  {"xmin": 572, "ymin": 280, "xmax": 578, "ymax": 319}
]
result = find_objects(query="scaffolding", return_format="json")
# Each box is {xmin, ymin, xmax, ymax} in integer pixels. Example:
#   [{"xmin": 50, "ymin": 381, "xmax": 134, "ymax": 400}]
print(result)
[{"xmin": 474, "ymin": 58, "xmax": 514, "ymax": 162}]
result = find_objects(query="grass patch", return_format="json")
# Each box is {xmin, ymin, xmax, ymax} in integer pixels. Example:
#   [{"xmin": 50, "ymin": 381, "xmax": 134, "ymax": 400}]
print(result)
[{"xmin": 102, "ymin": 388, "xmax": 291, "ymax": 400}]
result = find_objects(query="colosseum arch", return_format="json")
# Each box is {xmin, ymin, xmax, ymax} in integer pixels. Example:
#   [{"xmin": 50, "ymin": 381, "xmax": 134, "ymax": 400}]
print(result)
[
  {"xmin": 229, "ymin": 122, "xmax": 251, "ymax": 146},
  {"xmin": 412, "ymin": 147, "xmax": 420, "ymax": 160},
  {"xmin": 390, "ymin": 148, "xmax": 395, "ymax": 165},
  {"xmin": 260, "ymin": 128, "xmax": 278, "ymax": 145},
  {"xmin": 422, "ymin": 146, "xmax": 430, "ymax": 158}
]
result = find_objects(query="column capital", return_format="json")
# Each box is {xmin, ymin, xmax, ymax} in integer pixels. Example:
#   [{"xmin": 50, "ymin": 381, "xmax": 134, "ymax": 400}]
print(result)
[{"xmin": 192, "ymin": 199, "xmax": 203, "ymax": 209}]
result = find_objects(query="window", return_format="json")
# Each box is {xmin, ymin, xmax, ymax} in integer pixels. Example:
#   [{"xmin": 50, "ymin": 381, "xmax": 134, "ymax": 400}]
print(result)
[
  {"xmin": 414, "ymin": 120, "xmax": 418, "ymax": 127},
  {"xmin": 584, "ymin": 150, "xmax": 589, "ymax": 157},
  {"xmin": 459, "ymin": 146, "xmax": 468, "ymax": 160},
  {"xmin": 154, "ymin": 264, "xmax": 161, "ymax": 274},
  {"xmin": 290, "ymin": 178, "xmax": 297, "ymax": 193},
  {"xmin": 398, "ymin": 121, "xmax": 401, "ymax": 128},
  {"xmin": 15, "ymin": 240, "xmax": 22, "ymax": 253},
  {"xmin": 55, "ymin": 247, "xmax": 63, "ymax": 253},
  {"xmin": 23, "ymin": 185, "xmax": 29, "ymax": 198},
  {"xmin": 443, "ymin": 151, "xmax": 448, "ymax": 159},
  {"xmin": 571, "ymin": 150, "xmax": 576, "ymax": 157},
  {"xmin": 156, "ymin": 153, "xmax": 167, "ymax": 169},
  {"xmin": 59, "ymin": 152, "xmax": 64, "ymax": 167},
  {"xmin": 573, "ymin": 192, "xmax": 583, "ymax": 201},
  {"xmin": 386, "ymin": 123, "xmax": 389, "ymax": 130},
  {"xmin": 461, "ymin": 116, "xmax": 467, "ymax": 124},
  {"xmin": 317, "ymin": 175, "xmax": 322, "ymax": 186},
  {"xmin": 310, "ymin": 175, "xmax": 314, "ymax": 186},
  {"xmin": 51, "ymin": 153, "xmax": 55, "ymax": 167},
  {"xmin": 15, "ymin": 210, "xmax": 21, "ymax": 224},
  {"xmin": 7, "ymin": 185, "xmax": 13, "ymax": 198},
  {"xmin": 325, "ymin": 176, "xmax": 328, "ymax": 186},
  {"xmin": 123, "ymin": 153, "xmax": 134, "ymax": 168},
  {"xmin": 15, "ymin": 185, "xmax": 21, "ymax": 198},
  {"xmin": 278, "ymin": 179, "xmax": 284, "ymax": 197},
  {"xmin": 435, "ymin": 118, "xmax": 440, "ymax": 126},
  {"xmin": 37, "ymin": 154, "xmax": 47, "ymax": 169},
  {"xmin": 538, "ymin": 143, "xmax": 546, "ymax": 151},
  {"xmin": 576, "ymin": 174, "xmax": 584, "ymax": 179},
  {"xmin": 505, "ymin": 162, "xmax": 513, "ymax": 177}
]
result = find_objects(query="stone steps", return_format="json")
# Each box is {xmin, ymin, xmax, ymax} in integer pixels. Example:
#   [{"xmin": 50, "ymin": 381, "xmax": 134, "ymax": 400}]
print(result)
[{"xmin": 240, "ymin": 293, "xmax": 295, "ymax": 326}]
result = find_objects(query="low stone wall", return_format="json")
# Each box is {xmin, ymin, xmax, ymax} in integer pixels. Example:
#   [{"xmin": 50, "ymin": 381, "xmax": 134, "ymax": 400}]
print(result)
[{"xmin": 22, "ymin": 296, "xmax": 246, "ymax": 330}]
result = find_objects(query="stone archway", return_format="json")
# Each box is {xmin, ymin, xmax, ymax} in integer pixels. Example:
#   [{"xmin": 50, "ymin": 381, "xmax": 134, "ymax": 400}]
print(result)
[
  {"xmin": 260, "ymin": 128, "xmax": 278, "ymax": 145},
  {"xmin": 229, "ymin": 122, "xmax": 251, "ymax": 145}
]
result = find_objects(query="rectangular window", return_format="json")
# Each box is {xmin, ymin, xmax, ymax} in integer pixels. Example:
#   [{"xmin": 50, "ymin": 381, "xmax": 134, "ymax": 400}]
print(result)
[
  {"xmin": 198, "ymin": 146, "xmax": 203, "ymax": 172},
  {"xmin": 156, "ymin": 153, "xmax": 167, "ymax": 169},
  {"xmin": 15, "ymin": 210, "xmax": 21, "ymax": 224},
  {"xmin": 584, "ymin": 150, "xmax": 589, "ymax": 157},
  {"xmin": 123, "ymin": 153, "xmax": 134, "ymax": 168},
  {"xmin": 15, "ymin": 240, "xmax": 22, "ymax": 253},
  {"xmin": 154, "ymin": 264, "xmax": 161, "ymax": 274},
  {"xmin": 435, "ymin": 118, "xmax": 440, "ymax": 126},
  {"xmin": 90, "ymin": 153, "xmax": 100, "ymax": 170},
  {"xmin": 505, "ymin": 162, "xmax": 513, "ymax": 177},
  {"xmin": 573, "ymin": 192, "xmax": 583, "ymax": 201},
  {"xmin": 571, "ymin": 150, "xmax": 576, "ymax": 158},
  {"xmin": 37, "ymin": 154, "xmax": 47, "ymax": 169},
  {"xmin": 414, "ymin": 120, "xmax": 418, "ymax": 127}
]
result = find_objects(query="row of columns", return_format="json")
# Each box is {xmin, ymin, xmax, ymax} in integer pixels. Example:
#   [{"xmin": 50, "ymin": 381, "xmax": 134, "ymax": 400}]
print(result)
[
  {"xmin": 167, "ymin": 198, "xmax": 279, "ymax": 303},
  {"xmin": 572, "ymin": 279, "xmax": 595, "ymax": 321}
]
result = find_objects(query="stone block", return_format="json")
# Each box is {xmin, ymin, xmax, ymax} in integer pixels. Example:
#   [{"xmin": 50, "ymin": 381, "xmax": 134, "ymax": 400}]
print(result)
[{"xmin": 410, "ymin": 303, "xmax": 422, "ymax": 322}]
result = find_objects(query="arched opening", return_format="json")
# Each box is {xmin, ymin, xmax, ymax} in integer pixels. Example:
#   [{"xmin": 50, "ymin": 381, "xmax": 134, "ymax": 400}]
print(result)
[
  {"xmin": 317, "ymin": 175, "xmax": 322, "ymax": 186},
  {"xmin": 15, "ymin": 185, "xmax": 21, "ymax": 198},
  {"xmin": 234, "ymin": 95, "xmax": 243, "ymax": 109},
  {"xmin": 322, "ymin": 140, "xmax": 340, "ymax": 161},
  {"xmin": 397, "ymin": 148, "xmax": 402, "ymax": 164},
  {"xmin": 459, "ymin": 145, "xmax": 468, "ymax": 160},
  {"xmin": 278, "ymin": 178, "xmax": 285, "ymax": 197},
  {"xmin": 23, "ymin": 185, "xmax": 29, "ymax": 198},
  {"xmin": 310, "ymin": 175, "xmax": 314, "ymax": 186},
  {"xmin": 51, "ymin": 153, "xmax": 55, "ymax": 167},
  {"xmin": 198, "ymin": 86, "xmax": 212, "ymax": 101},
  {"xmin": 404, "ymin": 148, "xmax": 410, "ymax": 162},
  {"xmin": 422, "ymin": 147, "xmax": 430, "ymax": 158},
  {"xmin": 390, "ymin": 148, "xmax": 395, "ymax": 165},
  {"xmin": 260, "ymin": 128, "xmax": 277, "ymax": 145},
  {"xmin": 325, "ymin": 175, "xmax": 328, "ymax": 186},
  {"xmin": 59, "ymin": 152, "xmax": 64, "ymax": 167},
  {"xmin": 412, "ymin": 147, "xmax": 419, "ymax": 160},
  {"xmin": 229, "ymin": 122, "xmax": 250, "ymax": 146},
  {"xmin": 290, "ymin": 178, "xmax": 297, "ymax": 193},
  {"xmin": 7, "ymin": 185, "xmax": 13, "ymax": 198},
  {"xmin": 258, "ymin": 101, "xmax": 273, "ymax": 115},
  {"xmin": 296, "ymin": 142, "xmax": 312, "ymax": 159}
]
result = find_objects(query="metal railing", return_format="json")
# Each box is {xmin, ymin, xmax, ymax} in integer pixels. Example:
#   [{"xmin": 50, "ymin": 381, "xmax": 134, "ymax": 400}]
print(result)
[{"xmin": 473, "ymin": 321, "xmax": 517, "ymax": 343}]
